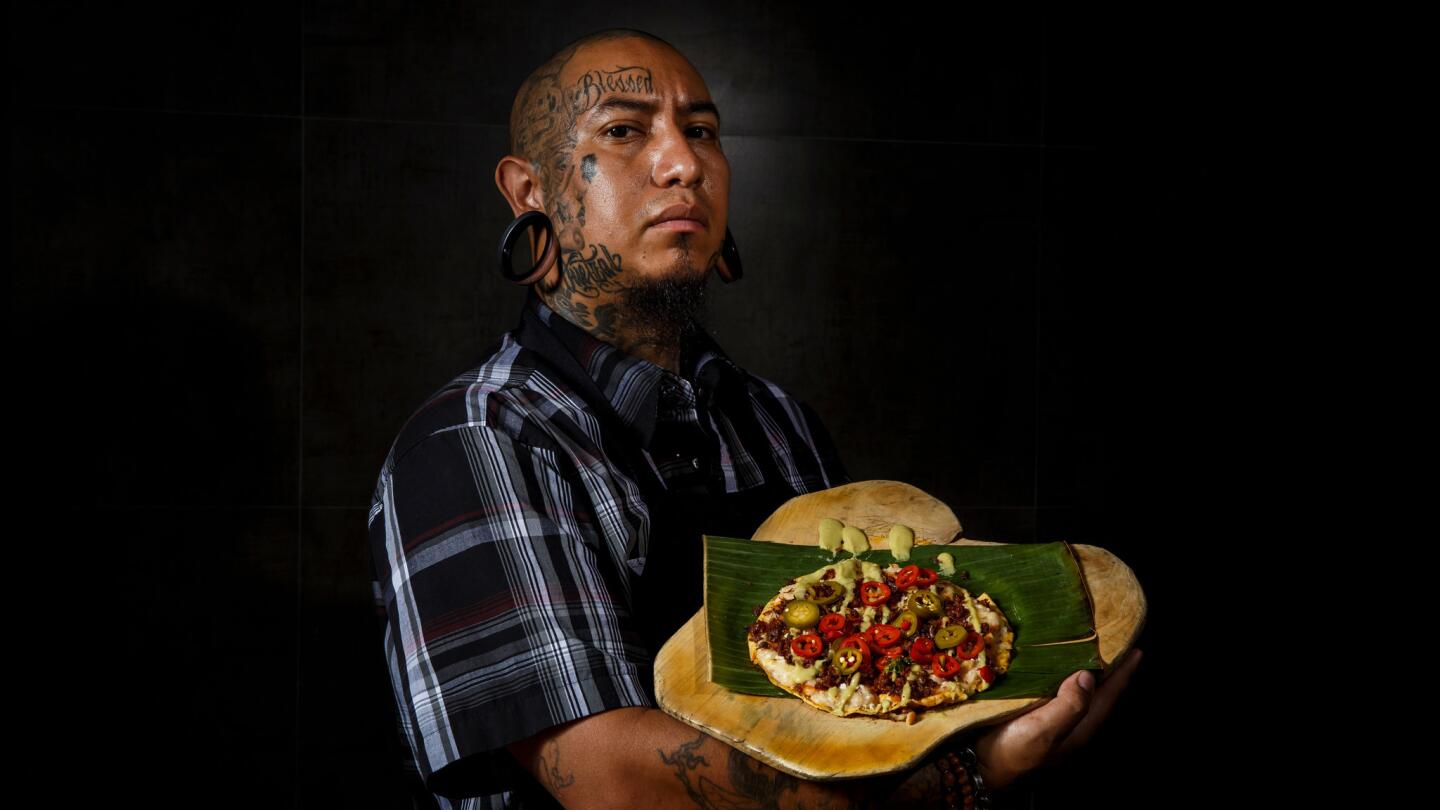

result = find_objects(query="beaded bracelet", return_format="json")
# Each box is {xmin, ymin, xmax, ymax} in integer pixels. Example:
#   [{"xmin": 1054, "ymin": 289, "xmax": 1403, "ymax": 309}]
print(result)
[{"xmin": 933, "ymin": 745, "xmax": 991, "ymax": 810}]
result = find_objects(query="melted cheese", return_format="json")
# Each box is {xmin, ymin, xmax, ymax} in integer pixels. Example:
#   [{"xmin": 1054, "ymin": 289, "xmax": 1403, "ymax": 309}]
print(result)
[
  {"xmin": 888, "ymin": 524, "xmax": 915, "ymax": 561},
  {"xmin": 832, "ymin": 672, "xmax": 863, "ymax": 715},
  {"xmin": 756, "ymin": 648, "xmax": 820, "ymax": 686},
  {"xmin": 963, "ymin": 590, "xmax": 983, "ymax": 634},
  {"xmin": 936, "ymin": 552, "xmax": 956, "ymax": 576},
  {"xmin": 842, "ymin": 526, "xmax": 870, "ymax": 555},
  {"xmin": 818, "ymin": 518, "xmax": 844, "ymax": 556},
  {"xmin": 793, "ymin": 558, "xmax": 861, "ymax": 607}
]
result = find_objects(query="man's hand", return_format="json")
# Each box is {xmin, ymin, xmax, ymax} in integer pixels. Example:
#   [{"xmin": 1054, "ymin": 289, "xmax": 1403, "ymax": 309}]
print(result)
[{"xmin": 975, "ymin": 648, "xmax": 1143, "ymax": 790}]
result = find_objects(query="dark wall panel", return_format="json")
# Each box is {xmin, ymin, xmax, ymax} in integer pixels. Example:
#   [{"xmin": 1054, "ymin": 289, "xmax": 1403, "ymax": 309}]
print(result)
[
  {"xmin": 12, "ymin": 1, "xmax": 301, "ymax": 115},
  {"xmin": 11, "ymin": 4, "xmax": 1228, "ymax": 807},
  {"xmin": 12, "ymin": 109, "xmax": 303, "ymax": 508}
]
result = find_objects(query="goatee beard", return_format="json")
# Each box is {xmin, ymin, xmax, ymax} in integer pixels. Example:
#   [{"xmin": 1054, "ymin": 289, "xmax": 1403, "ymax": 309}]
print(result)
[{"xmin": 619, "ymin": 273, "xmax": 710, "ymax": 347}]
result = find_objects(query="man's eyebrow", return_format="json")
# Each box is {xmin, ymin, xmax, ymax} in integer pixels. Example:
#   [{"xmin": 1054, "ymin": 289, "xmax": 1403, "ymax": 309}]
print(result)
[{"xmin": 585, "ymin": 96, "xmax": 722, "ymax": 126}]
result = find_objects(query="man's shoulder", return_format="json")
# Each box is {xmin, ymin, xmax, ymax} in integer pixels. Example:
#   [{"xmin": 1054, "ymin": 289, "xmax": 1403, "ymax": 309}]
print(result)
[
  {"xmin": 383, "ymin": 332, "xmax": 581, "ymax": 470},
  {"xmin": 712, "ymin": 356, "xmax": 850, "ymax": 489},
  {"xmin": 720, "ymin": 359, "xmax": 815, "ymax": 418}
]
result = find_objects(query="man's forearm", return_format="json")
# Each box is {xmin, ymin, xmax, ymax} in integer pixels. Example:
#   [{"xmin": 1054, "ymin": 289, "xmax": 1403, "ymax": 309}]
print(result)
[{"xmin": 512, "ymin": 706, "xmax": 940, "ymax": 809}]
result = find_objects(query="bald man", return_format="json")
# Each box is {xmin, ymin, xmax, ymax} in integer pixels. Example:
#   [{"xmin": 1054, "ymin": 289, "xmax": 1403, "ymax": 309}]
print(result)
[{"xmin": 369, "ymin": 28, "xmax": 1140, "ymax": 810}]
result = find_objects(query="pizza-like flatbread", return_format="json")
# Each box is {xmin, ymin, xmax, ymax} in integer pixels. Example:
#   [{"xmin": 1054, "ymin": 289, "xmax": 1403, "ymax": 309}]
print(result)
[{"xmin": 746, "ymin": 556, "xmax": 1014, "ymax": 718}]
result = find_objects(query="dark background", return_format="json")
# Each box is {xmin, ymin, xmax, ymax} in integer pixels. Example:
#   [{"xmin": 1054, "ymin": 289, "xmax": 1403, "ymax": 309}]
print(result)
[{"xmin": 11, "ymin": 2, "xmax": 1241, "ymax": 807}]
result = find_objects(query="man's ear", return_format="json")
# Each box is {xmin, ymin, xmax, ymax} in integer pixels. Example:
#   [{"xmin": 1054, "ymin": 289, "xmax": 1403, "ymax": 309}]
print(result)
[
  {"xmin": 495, "ymin": 155, "xmax": 545, "ymax": 216},
  {"xmin": 494, "ymin": 155, "xmax": 562, "ymax": 292}
]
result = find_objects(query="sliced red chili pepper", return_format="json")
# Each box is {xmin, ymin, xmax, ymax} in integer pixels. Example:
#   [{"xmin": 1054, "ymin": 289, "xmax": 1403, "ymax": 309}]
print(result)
[
  {"xmin": 979, "ymin": 665, "xmax": 995, "ymax": 683},
  {"xmin": 872, "ymin": 625, "xmax": 903, "ymax": 648},
  {"xmin": 859, "ymin": 581, "xmax": 891, "ymax": 606},
  {"xmin": 914, "ymin": 567, "xmax": 938, "ymax": 587},
  {"xmin": 894, "ymin": 565, "xmax": 920, "ymax": 590},
  {"xmin": 860, "ymin": 625, "xmax": 880, "ymax": 655},
  {"xmin": 932, "ymin": 653, "xmax": 962, "ymax": 679},
  {"xmin": 790, "ymin": 633, "xmax": 823, "ymax": 659},
  {"xmin": 909, "ymin": 637, "xmax": 936, "ymax": 664},
  {"xmin": 955, "ymin": 631, "xmax": 987, "ymax": 660},
  {"xmin": 883, "ymin": 645, "xmax": 905, "ymax": 659},
  {"xmin": 818, "ymin": 613, "xmax": 847, "ymax": 634},
  {"xmin": 822, "ymin": 628, "xmax": 845, "ymax": 642},
  {"xmin": 837, "ymin": 634, "xmax": 873, "ymax": 668}
]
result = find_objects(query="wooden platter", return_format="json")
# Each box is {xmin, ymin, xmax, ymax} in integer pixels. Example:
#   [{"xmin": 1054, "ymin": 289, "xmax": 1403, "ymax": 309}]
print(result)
[{"xmin": 653, "ymin": 480, "xmax": 1147, "ymax": 780}]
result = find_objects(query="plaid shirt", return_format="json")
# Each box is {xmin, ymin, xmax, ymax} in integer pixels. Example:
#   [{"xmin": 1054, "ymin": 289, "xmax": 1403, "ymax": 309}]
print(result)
[{"xmin": 369, "ymin": 292, "xmax": 849, "ymax": 808}]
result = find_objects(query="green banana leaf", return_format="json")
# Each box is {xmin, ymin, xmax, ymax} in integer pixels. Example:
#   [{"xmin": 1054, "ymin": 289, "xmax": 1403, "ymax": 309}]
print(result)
[{"xmin": 705, "ymin": 536, "xmax": 1101, "ymax": 700}]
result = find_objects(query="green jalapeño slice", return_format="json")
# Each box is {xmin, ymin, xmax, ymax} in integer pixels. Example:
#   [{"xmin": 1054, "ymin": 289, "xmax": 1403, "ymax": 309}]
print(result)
[
  {"xmin": 807, "ymin": 581, "xmax": 844, "ymax": 606},
  {"xmin": 783, "ymin": 599, "xmax": 821, "ymax": 629},
  {"xmin": 933, "ymin": 624, "xmax": 969, "ymax": 650},
  {"xmin": 905, "ymin": 590, "xmax": 943, "ymax": 619}
]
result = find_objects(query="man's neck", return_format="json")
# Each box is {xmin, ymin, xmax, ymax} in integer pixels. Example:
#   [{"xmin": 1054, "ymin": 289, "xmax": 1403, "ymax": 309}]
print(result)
[
  {"xmin": 540, "ymin": 291, "xmax": 684, "ymax": 376},
  {"xmin": 612, "ymin": 334, "xmax": 682, "ymax": 376}
]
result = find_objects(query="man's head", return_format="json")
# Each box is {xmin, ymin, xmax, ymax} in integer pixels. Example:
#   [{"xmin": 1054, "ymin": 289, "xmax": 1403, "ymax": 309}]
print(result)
[{"xmin": 495, "ymin": 30, "xmax": 729, "ymax": 352}]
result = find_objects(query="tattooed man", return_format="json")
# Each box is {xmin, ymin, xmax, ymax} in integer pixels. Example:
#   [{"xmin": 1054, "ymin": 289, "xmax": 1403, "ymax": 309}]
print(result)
[{"xmin": 369, "ymin": 28, "xmax": 1141, "ymax": 810}]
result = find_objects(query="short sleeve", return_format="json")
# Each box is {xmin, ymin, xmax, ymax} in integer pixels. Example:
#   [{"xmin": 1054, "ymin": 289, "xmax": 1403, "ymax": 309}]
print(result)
[{"xmin": 369, "ymin": 425, "xmax": 653, "ymax": 798}]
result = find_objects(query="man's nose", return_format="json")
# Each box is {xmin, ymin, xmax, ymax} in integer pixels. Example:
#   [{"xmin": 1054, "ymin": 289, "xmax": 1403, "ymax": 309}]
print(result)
[{"xmin": 650, "ymin": 122, "xmax": 703, "ymax": 188}]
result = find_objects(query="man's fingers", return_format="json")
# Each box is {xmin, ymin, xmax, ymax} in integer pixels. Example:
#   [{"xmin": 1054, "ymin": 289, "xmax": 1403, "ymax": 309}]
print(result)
[
  {"xmin": 1088, "ymin": 647, "xmax": 1142, "ymax": 720},
  {"xmin": 975, "ymin": 670, "xmax": 1088, "ymax": 789},
  {"xmin": 1055, "ymin": 647, "xmax": 1143, "ymax": 760},
  {"xmin": 1026, "ymin": 669, "xmax": 1094, "ymax": 748}
]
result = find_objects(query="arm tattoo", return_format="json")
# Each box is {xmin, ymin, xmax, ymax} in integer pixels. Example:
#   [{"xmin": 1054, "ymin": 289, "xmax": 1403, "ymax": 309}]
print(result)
[
  {"xmin": 657, "ymin": 732, "xmax": 861, "ymax": 810},
  {"xmin": 538, "ymin": 739, "xmax": 576, "ymax": 794},
  {"xmin": 724, "ymin": 745, "xmax": 800, "ymax": 809}
]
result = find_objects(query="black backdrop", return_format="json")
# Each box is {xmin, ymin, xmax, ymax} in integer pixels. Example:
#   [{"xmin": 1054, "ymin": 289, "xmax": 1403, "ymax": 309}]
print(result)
[{"xmin": 11, "ymin": 3, "xmax": 1240, "ymax": 807}]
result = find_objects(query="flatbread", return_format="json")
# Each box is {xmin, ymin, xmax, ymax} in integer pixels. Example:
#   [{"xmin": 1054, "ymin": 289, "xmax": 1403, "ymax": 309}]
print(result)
[{"xmin": 746, "ymin": 557, "xmax": 1014, "ymax": 718}]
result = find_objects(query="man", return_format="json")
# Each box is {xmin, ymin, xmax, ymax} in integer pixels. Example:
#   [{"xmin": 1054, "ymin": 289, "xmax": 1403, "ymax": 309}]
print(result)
[{"xmin": 370, "ymin": 28, "xmax": 1141, "ymax": 809}]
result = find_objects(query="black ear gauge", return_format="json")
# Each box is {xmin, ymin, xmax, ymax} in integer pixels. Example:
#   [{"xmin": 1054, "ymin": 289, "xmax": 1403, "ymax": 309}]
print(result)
[
  {"xmin": 498, "ymin": 210, "xmax": 560, "ymax": 285},
  {"xmin": 715, "ymin": 227, "xmax": 743, "ymax": 283}
]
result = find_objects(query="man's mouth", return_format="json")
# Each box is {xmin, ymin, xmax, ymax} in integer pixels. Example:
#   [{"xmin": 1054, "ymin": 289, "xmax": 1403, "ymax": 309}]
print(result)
[
  {"xmin": 649, "ymin": 203, "xmax": 708, "ymax": 233},
  {"xmin": 650, "ymin": 219, "xmax": 706, "ymax": 232}
]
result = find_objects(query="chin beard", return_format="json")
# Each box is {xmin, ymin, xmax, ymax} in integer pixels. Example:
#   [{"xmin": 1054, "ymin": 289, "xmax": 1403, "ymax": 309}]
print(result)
[{"xmin": 619, "ymin": 271, "xmax": 710, "ymax": 346}]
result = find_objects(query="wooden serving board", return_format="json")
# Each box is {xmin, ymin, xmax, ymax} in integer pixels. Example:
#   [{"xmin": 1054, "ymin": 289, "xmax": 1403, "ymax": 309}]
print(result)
[{"xmin": 653, "ymin": 480, "xmax": 1147, "ymax": 781}]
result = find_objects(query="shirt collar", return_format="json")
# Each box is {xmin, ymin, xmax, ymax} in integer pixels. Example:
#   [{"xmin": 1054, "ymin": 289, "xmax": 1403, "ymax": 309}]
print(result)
[{"xmin": 519, "ymin": 289, "xmax": 744, "ymax": 449}]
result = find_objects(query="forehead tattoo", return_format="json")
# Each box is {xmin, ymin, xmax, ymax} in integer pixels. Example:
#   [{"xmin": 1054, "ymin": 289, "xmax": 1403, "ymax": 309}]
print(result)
[
  {"xmin": 510, "ymin": 51, "xmax": 656, "ymax": 191},
  {"xmin": 575, "ymin": 66, "xmax": 654, "ymax": 110}
]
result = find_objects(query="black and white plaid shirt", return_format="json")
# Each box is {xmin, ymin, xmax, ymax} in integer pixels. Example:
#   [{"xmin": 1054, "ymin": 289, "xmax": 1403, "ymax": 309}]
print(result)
[{"xmin": 369, "ymin": 291, "xmax": 849, "ymax": 808}]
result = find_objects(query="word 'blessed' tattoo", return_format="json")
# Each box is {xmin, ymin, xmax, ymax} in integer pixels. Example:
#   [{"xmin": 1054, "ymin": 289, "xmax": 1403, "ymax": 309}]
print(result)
[{"xmin": 576, "ymin": 66, "xmax": 655, "ymax": 110}]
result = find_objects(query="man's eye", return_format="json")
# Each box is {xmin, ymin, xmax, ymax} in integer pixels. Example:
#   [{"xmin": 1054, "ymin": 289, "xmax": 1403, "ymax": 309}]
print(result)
[
  {"xmin": 605, "ymin": 125, "xmax": 636, "ymax": 138},
  {"xmin": 688, "ymin": 126, "xmax": 717, "ymax": 139}
]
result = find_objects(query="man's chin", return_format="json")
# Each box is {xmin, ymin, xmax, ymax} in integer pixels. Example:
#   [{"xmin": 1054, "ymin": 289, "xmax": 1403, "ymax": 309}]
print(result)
[{"xmin": 621, "ymin": 272, "xmax": 710, "ymax": 343}]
